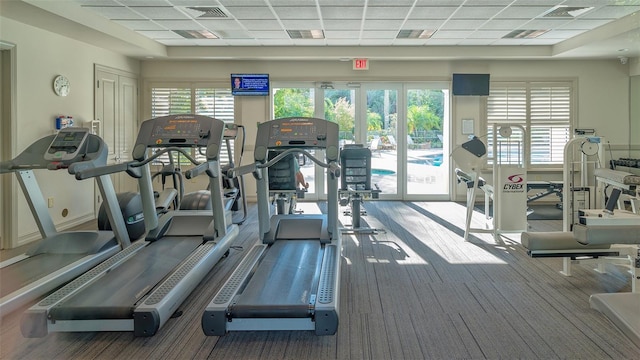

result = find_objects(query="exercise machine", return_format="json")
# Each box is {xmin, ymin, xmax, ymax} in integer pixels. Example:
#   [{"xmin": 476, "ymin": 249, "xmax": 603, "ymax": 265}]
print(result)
[
  {"xmin": 338, "ymin": 144, "xmax": 382, "ymax": 233},
  {"xmin": 521, "ymin": 190, "xmax": 640, "ymax": 346},
  {"xmin": 202, "ymin": 117, "xmax": 341, "ymax": 336},
  {"xmin": 267, "ymin": 151, "xmax": 307, "ymax": 215},
  {"xmin": 21, "ymin": 114, "xmax": 238, "ymax": 337},
  {"xmin": 0, "ymin": 128, "xmax": 130, "ymax": 316},
  {"xmin": 452, "ymin": 124, "xmax": 528, "ymax": 241}
]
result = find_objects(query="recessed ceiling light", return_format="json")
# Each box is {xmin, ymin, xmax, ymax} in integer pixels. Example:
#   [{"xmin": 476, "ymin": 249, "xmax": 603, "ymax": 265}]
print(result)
[
  {"xmin": 618, "ymin": 48, "xmax": 629, "ymax": 52},
  {"xmin": 503, "ymin": 30, "xmax": 549, "ymax": 39},
  {"xmin": 287, "ymin": 30, "xmax": 324, "ymax": 39},
  {"xmin": 397, "ymin": 30, "xmax": 436, "ymax": 39},
  {"xmin": 541, "ymin": 5, "xmax": 594, "ymax": 18},
  {"xmin": 173, "ymin": 30, "xmax": 218, "ymax": 39}
]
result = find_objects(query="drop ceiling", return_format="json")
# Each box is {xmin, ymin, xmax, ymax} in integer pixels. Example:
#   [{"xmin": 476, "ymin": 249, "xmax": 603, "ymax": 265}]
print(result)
[{"xmin": 4, "ymin": 0, "xmax": 640, "ymax": 60}]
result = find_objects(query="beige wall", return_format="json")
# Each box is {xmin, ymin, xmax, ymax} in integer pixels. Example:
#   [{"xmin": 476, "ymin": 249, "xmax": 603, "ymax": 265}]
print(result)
[
  {"xmin": 142, "ymin": 58, "xmax": 631, "ymax": 143},
  {"xmin": 142, "ymin": 58, "xmax": 632, "ymax": 200},
  {"xmin": 1, "ymin": 17, "xmax": 140, "ymax": 243}
]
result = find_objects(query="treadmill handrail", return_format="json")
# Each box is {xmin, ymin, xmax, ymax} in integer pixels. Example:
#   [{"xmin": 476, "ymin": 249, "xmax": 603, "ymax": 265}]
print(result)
[{"xmin": 75, "ymin": 147, "xmax": 217, "ymax": 181}]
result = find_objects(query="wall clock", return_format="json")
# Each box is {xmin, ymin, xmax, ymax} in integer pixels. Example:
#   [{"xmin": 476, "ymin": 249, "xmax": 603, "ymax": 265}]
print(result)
[{"xmin": 53, "ymin": 75, "xmax": 70, "ymax": 97}]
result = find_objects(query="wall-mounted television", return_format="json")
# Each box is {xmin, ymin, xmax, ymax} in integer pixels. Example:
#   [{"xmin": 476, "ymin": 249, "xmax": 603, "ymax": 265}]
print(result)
[
  {"xmin": 452, "ymin": 73, "xmax": 490, "ymax": 96},
  {"xmin": 231, "ymin": 73, "xmax": 269, "ymax": 96}
]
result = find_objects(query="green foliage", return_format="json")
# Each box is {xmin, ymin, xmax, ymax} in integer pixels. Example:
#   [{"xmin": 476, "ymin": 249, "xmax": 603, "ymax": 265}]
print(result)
[
  {"xmin": 273, "ymin": 88, "xmax": 314, "ymax": 118},
  {"xmin": 332, "ymin": 97, "xmax": 355, "ymax": 135},
  {"xmin": 367, "ymin": 111, "xmax": 382, "ymax": 131}
]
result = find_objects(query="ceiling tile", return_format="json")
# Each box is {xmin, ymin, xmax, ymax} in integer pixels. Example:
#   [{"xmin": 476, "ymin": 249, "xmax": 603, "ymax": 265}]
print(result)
[
  {"xmin": 118, "ymin": 0, "xmax": 171, "ymax": 5},
  {"xmin": 269, "ymin": 0, "xmax": 316, "ymax": 5},
  {"xmin": 581, "ymin": 5, "xmax": 640, "ymax": 19},
  {"xmin": 113, "ymin": 20, "xmax": 165, "ymax": 30},
  {"xmin": 216, "ymin": 0, "xmax": 266, "ymax": 5},
  {"xmin": 322, "ymin": 7, "xmax": 364, "ymax": 20},
  {"xmin": 215, "ymin": 30, "xmax": 252, "ymax": 38},
  {"xmin": 324, "ymin": 31, "xmax": 361, "ymax": 39},
  {"xmin": 259, "ymin": 39, "xmax": 294, "ymax": 45},
  {"xmin": 250, "ymin": 30, "xmax": 289, "ymax": 39},
  {"xmin": 369, "ymin": 0, "xmax": 415, "ymax": 5},
  {"xmin": 238, "ymin": 19, "xmax": 284, "ymax": 30},
  {"xmin": 480, "ymin": 19, "xmax": 531, "ymax": 30},
  {"xmin": 280, "ymin": 19, "xmax": 322, "ymax": 29},
  {"xmin": 440, "ymin": 19, "xmax": 489, "ymax": 30},
  {"xmin": 153, "ymin": 19, "xmax": 201, "ymax": 29},
  {"xmin": 468, "ymin": 30, "xmax": 511, "ymax": 38},
  {"xmin": 458, "ymin": 39, "xmax": 496, "ymax": 45},
  {"xmin": 273, "ymin": 7, "xmax": 319, "ymax": 19},
  {"xmin": 363, "ymin": 19, "xmax": 405, "ymax": 30},
  {"xmin": 223, "ymin": 6, "xmax": 274, "ymax": 20},
  {"xmin": 323, "ymin": 20, "xmax": 363, "ymax": 30},
  {"xmin": 81, "ymin": 6, "xmax": 145, "ymax": 20},
  {"xmin": 409, "ymin": 6, "xmax": 458, "ymax": 19},
  {"xmin": 129, "ymin": 6, "xmax": 190, "ymax": 19},
  {"xmin": 402, "ymin": 19, "xmax": 446, "ymax": 29},
  {"xmin": 318, "ymin": 0, "xmax": 370, "ymax": 5},
  {"xmin": 197, "ymin": 19, "xmax": 245, "ymax": 31},
  {"xmin": 496, "ymin": 6, "xmax": 550, "ymax": 19},
  {"xmin": 361, "ymin": 31, "xmax": 399, "ymax": 39},
  {"xmin": 137, "ymin": 30, "xmax": 183, "ymax": 39},
  {"xmin": 453, "ymin": 6, "xmax": 505, "ymax": 19},
  {"xmin": 431, "ymin": 30, "xmax": 474, "ymax": 38},
  {"xmin": 365, "ymin": 7, "xmax": 412, "ymax": 19},
  {"xmin": 392, "ymin": 38, "xmax": 427, "ymax": 45},
  {"xmin": 414, "ymin": 0, "xmax": 465, "ymax": 5}
]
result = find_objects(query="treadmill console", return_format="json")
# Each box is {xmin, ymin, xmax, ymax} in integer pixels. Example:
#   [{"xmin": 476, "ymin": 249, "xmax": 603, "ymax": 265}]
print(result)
[
  {"xmin": 144, "ymin": 115, "xmax": 217, "ymax": 148},
  {"xmin": 44, "ymin": 128, "xmax": 90, "ymax": 161},
  {"xmin": 267, "ymin": 118, "xmax": 328, "ymax": 148}
]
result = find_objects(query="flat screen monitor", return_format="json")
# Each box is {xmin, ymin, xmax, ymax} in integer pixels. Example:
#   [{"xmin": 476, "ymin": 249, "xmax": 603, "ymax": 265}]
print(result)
[
  {"xmin": 452, "ymin": 73, "xmax": 490, "ymax": 96},
  {"xmin": 231, "ymin": 74, "xmax": 269, "ymax": 96}
]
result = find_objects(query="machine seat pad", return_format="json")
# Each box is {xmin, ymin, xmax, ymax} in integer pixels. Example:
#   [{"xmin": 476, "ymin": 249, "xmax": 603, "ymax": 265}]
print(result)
[{"xmin": 521, "ymin": 231, "xmax": 611, "ymax": 251}]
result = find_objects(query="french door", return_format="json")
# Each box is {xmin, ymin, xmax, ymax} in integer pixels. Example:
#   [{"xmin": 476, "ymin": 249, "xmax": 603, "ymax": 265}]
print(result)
[{"xmin": 273, "ymin": 82, "xmax": 450, "ymax": 201}]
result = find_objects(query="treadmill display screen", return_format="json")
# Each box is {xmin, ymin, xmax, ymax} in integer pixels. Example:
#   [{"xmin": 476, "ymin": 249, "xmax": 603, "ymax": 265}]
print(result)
[
  {"xmin": 268, "ymin": 119, "xmax": 326, "ymax": 148},
  {"xmin": 45, "ymin": 129, "xmax": 90, "ymax": 160},
  {"xmin": 150, "ymin": 118, "xmax": 205, "ymax": 147}
]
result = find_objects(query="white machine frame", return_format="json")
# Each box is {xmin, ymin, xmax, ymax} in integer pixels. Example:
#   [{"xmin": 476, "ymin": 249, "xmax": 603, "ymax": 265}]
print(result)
[{"xmin": 454, "ymin": 124, "xmax": 528, "ymax": 241}]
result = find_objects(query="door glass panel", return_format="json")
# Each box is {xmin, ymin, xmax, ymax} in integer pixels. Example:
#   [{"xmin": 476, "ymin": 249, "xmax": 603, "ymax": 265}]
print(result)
[
  {"xmin": 323, "ymin": 89, "xmax": 355, "ymax": 147},
  {"xmin": 406, "ymin": 88, "xmax": 448, "ymax": 195},
  {"xmin": 272, "ymin": 87, "xmax": 316, "ymax": 196},
  {"xmin": 366, "ymin": 89, "xmax": 398, "ymax": 196}
]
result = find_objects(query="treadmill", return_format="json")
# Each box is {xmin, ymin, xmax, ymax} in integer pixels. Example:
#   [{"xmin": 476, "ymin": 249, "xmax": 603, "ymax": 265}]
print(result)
[
  {"xmin": 0, "ymin": 128, "xmax": 130, "ymax": 317},
  {"xmin": 202, "ymin": 117, "xmax": 342, "ymax": 336},
  {"xmin": 21, "ymin": 114, "xmax": 239, "ymax": 337}
]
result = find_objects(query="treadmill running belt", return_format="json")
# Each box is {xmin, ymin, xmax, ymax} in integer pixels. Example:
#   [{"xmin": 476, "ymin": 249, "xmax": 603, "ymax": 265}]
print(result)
[
  {"xmin": 231, "ymin": 240, "xmax": 321, "ymax": 318},
  {"xmin": 49, "ymin": 237, "xmax": 202, "ymax": 320},
  {"xmin": 0, "ymin": 253, "xmax": 85, "ymax": 297}
]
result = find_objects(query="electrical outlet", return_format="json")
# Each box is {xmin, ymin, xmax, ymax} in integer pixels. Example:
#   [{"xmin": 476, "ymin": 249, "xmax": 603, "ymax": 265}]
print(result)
[{"xmin": 48, "ymin": 197, "xmax": 54, "ymax": 208}]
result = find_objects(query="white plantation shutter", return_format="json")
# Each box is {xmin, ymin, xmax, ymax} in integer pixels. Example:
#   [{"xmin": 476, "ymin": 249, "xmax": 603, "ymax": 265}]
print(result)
[
  {"xmin": 487, "ymin": 82, "xmax": 572, "ymax": 167},
  {"xmin": 195, "ymin": 88, "xmax": 235, "ymax": 164},
  {"xmin": 529, "ymin": 85, "xmax": 571, "ymax": 165},
  {"xmin": 150, "ymin": 85, "xmax": 235, "ymax": 165}
]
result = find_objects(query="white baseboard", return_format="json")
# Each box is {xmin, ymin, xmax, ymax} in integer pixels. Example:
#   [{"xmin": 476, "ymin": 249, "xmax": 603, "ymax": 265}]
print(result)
[{"xmin": 17, "ymin": 213, "xmax": 96, "ymax": 247}]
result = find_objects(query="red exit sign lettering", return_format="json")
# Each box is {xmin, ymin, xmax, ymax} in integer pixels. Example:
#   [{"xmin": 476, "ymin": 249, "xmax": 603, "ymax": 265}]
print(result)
[{"xmin": 353, "ymin": 58, "xmax": 369, "ymax": 70}]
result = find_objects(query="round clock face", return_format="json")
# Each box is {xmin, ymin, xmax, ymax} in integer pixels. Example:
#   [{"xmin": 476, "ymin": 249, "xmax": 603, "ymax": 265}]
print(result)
[{"xmin": 53, "ymin": 75, "xmax": 70, "ymax": 97}]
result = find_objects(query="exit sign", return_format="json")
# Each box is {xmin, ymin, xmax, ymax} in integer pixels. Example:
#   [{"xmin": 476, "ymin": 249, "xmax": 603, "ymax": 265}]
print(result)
[{"xmin": 353, "ymin": 58, "xmax": 369, "ymax": 70}]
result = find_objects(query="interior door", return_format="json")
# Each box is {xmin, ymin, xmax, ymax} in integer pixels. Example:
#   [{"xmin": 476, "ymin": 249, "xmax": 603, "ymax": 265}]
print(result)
[{"xmin": 95, "ymin": 66, "xmax": 139, "ymax": 200}]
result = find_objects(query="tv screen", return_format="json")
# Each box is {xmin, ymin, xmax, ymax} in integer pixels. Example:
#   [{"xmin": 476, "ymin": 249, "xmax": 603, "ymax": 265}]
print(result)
[
  {"xmin": 452, "ymin": 73, "xmax": 490, "ymax": 96},
  {"xmin": 231, "ymin": 74, "xmax": 269, "ymax": 96}
]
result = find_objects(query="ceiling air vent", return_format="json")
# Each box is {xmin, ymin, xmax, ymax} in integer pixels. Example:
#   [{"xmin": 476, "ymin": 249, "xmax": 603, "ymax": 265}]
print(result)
[
  {"xmin": 541, "ymin": 5, "xmax": 593, "ymax": 18},
  {"xmin": 186, "ymin": 7, "xmax": 228, "ymax": 18}
]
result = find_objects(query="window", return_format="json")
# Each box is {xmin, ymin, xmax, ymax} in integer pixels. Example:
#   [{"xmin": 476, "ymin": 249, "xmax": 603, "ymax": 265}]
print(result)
[
  {"xmin": 150, "ymin": 85, "xmax": 235, "ymax": 165},
  {"xmin": 486, "ymin": 81, "xmax": 572, "ymax": 167}
]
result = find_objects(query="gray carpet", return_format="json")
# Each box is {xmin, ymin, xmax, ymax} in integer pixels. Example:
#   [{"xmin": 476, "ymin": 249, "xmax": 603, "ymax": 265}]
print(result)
[{"xmin": 1, "ymin": 201, "xmax": 638, "ymax": 359}]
